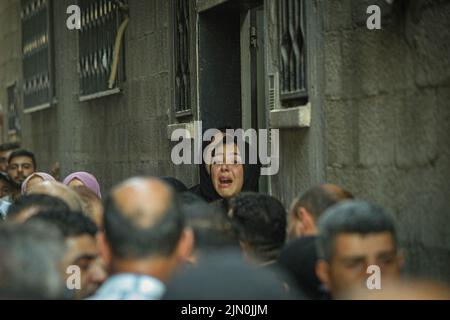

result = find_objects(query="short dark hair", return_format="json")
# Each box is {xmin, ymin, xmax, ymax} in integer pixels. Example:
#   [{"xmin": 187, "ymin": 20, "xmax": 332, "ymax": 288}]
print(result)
[
  {"xmin": 228, "ymin": 192, "xmax": 287, "ymax": 262},
  {"xmin": 163, "ymin": 250, "xmax": 300, "ymax": 300},
  {"xmin": 8, "ymin": 149, "xmax": 37, "ymax": 169},
  {"xmin": 316, "ymin": 200, "xmax": 397, "ymax": 262},
  {"xmin": 0, "ymin": 142, "xmax": 20, "ymax": 152},
  {"xmin": 278, "ymin": 237, "xmax": 323, "ymax": 299},
  {"xmin": 7, "ymin": 194, "xmax": 70, "ymax": 221},
  {"xmin": 103, "ymin": 190, "xmax": 184, "ymax": 259},
  {"xmin": 293, "ymin": 185, "xmax": 354, "ymax": 220},
  {"xmin": 27, "ymin": 209, "xmax": 97, "ymax": 238},
  {"xmin": 0, "ymin": 222, "xmax": 65, "ymax": 299},
  {"xmin": 180, "ymin": 192, "xmax": 238, "ymax": 253}
]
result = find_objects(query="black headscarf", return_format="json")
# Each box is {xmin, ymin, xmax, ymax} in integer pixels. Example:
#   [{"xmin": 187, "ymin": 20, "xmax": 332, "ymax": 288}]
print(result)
[
  {"xmin": 160, "ymin": 176, "xmax": 188, "ymax": 193},
  {"xmin": 189, "ymin": 135, "xmax": 261, "ymax": 202}
]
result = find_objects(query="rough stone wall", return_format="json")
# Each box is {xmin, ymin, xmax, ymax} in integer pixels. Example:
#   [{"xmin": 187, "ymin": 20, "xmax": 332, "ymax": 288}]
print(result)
[
  {"xmin": 0, "ymin": 0, "xmax": 21, "ymax": 144},
  {"xmin": 268, "ymin": 0, "xmax": 449, "ymax": 283},
  {"xmin": 323, "ymin": 0, "xmax": 450, "ymax": 282}
]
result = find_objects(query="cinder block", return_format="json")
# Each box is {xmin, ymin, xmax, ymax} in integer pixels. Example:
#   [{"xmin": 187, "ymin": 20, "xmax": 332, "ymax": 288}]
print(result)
[
  {"xmin": 325, "ymin": 99, "xmax": 355, "ymax": 167},
  {"xmin": 358, "ymin": 94, "xmax": 397, "ymax": 167},
  {"xmin": 324, "ymin": 0, "xmax": 352, "ymax": 32},
  {"xmin": 414, "ymin": 3, "xmax": 450, "ymax": 87},
  {"xmin": 394, "ymin": 89, "xmax": 438, "ymax": 169}
]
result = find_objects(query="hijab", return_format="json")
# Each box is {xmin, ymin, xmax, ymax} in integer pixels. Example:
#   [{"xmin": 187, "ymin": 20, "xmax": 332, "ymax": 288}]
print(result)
[
  {"xmin": 21, "ymin": 172, "xmax": 56, "ymax": 195},
  {"xmin": 190, "ymin": 134, "xmax": 261, "ymax": 202},
  {"xmin": 63, "ymin": 172, "xmax": 102, "ymax": 199}
]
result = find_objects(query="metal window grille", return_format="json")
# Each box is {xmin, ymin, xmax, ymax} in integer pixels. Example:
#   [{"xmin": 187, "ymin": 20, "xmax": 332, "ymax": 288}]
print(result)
[
  {"xmin": 173, "ymin": 0, "xmax": 191, "ymax": 114},
  {"xmin": 21, "ymin": 0, "xmax": 54, "ymax": 111},
  {"xmin": 278, "ymin": 0, "xmax": 307, "ymax": 102},
  {"xmin": 78, "ymin": 0, "xmax": 126, "ymax": 97},
  {"xmin": 7, "ymin": 84, "xmax": 20, "ymax": 135}
]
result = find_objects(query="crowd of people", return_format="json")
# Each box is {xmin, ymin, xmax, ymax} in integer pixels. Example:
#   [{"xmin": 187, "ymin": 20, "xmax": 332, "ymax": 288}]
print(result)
[{"xmin": 0, "ymin": 134, "xmax": 449, "ymax": 300}]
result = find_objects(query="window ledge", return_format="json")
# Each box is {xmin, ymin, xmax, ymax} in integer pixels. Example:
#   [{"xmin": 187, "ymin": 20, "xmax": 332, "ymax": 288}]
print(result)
[
  {"xmin": 196, "ymin": 0, "xmax": 229, "ymax": 12},
  {"xmin": 23, "ymin": 98, "xmax": 57, "ymax": 114},
  {"xmin": 175, "ymin": 109, "xmax": 193, "ymax": 118},
  {"xmin": 167, "ymin": 121, "xmax": 197, "ymax": 140},
  {"xmin": 269, "ymin": 103, "xmax": 311, "ymax": 129},
  {"xmin": 79, "ymin": 88, "xmax": 121, "ymax": 102}
]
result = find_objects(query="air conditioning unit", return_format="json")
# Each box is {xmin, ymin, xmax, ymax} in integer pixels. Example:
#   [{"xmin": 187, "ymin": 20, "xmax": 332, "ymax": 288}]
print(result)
[{"xmin": 267, "ymin": 72, "xmax": 281, "ymax": 111}]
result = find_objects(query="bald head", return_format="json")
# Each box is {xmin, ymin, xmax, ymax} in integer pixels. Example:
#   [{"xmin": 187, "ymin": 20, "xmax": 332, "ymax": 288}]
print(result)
[
  {"xmin": 293, "ymin": 184, "xmax": 354, "ymax": 220},
  {"xmin": 112, "ymin": 178, "xmax": 173, "ymax": 229},
  {"xmin": 103, "ymin": 177, "xmax": 185, "ymax": 260},
  {"xmin": 288, "ymin": 184, "xmax": 354, "ymax": 239},
  {"xmin": 27, "ymin": 181, "xmax": 82, "ymax": 212}
]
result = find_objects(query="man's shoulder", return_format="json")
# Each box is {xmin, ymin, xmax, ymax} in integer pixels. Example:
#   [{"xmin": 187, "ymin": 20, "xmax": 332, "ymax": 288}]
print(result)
[{"xmin": 88, "ymin": 273, "xmax": 165, "ymax": 300}]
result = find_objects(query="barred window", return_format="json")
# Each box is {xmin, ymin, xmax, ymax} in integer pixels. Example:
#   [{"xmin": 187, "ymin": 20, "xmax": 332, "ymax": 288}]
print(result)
[
  {"xmin": 278, "ymin": 0, "xmax": 307, "ymax": 102},
  {"xmin": 173, "ymin": 0, "xmax": 192, "ymax": 115},
  {"xmin": 7, "ymin": 83, "xmax": 20, "ymax": 136},
  {"xmin": 21, "ymin": 0, "xmax": 54, "ymax": 112},
  {"xmin": 78, "ymin": 0, "xmax": 128, "ymax": 99}
]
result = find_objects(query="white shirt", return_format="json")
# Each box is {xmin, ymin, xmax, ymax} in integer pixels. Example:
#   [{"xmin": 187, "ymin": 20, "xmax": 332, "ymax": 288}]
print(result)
[{"xmin": 88, "ymin": 273, "xmax": 165, "ymax": 300}]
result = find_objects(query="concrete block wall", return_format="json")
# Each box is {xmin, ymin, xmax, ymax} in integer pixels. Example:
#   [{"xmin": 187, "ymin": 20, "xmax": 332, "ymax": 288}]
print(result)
[
  {"xmin": 323, "ymin": 0, "xmax": 450, "ymax": 282},
  {"xmin": 0, "ymin": 0, "xmax": 21, "ymax": 144},
  {"xmin": 269, "ymin": 0, "xmax": 449, "ymax": 283}
]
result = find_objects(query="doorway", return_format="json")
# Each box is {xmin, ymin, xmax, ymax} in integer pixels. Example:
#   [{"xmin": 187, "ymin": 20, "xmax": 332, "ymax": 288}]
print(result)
[{"xmin": 198, "ymin": 1, "xmax": 269, "ymax": 193}]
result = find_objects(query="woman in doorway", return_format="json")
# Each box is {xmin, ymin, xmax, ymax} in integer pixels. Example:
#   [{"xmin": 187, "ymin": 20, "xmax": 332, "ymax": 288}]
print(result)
[{"xmin": 190, "ymin": 132, "xmax": 261, "ymax": 203}]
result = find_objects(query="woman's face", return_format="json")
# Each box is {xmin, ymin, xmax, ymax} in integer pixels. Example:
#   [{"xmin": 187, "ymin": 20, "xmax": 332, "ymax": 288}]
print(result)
[
  {"xmin": 68, "ymin": 178, "xmax": 85, "ymax": 188},
  {"xmin": 210, "ymin": 143, "xmax": 244, "ymax": 199}
]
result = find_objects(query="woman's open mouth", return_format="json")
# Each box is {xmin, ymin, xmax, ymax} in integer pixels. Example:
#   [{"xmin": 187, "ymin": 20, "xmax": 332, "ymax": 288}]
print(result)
[{"xmin": 218, "ymin": 176, "xmax": 233, "ymax": 189}]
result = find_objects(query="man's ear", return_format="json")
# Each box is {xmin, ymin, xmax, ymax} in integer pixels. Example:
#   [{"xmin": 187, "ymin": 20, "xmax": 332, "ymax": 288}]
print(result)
[
  {"xmin": 316, "ymin": 259, "xmax": 331, "ymax": 290},
  {"xmin": 299, "ymin": 207, "xmax": 317, "ymax": 235},
  {"xmin": 175, "ymin": 227, "xmax": 194, "ymax": 262},
  {"xmin": 97, "ymin": 232, "xmax": 112, "ymax": 267}
]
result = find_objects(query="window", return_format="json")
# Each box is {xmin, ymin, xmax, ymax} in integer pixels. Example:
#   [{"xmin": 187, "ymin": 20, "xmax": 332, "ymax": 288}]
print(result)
[
  {"xmin": 278, "ymin": 0, "xmax": 307, "ymax": 102},
  {"xmin": 21, "ymin": 0, "xmax": 54, "ymax": 112},
  {"xmin": 173, "ymin": 0, "xmax": 192, "ymax": 116},
  {"xmin": 78, "ymin": 0, "xmax": 128, "ymax": 99},
  {"xmin": 7, "ymin": 83, "xmax": 21, "ymax": 137}
]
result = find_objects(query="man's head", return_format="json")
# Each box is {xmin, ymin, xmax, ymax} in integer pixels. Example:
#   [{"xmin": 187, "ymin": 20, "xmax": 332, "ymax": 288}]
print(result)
[
  {"xmin": 179, "ymin": 192, "xmax": 239, "ymax": 264},
  {"xmin": 288, "ymin": 184, "xmax": 354, "ymax": 240},
  {"xmin": 27, "ymin": 210, "xmax": 105, "ymax": 299},
  {"xmin": 315, "ymin": 201, "xmax": 403, "ymax": 299},
  {"xmin": 0, "ymin": 222, "xmax": 65, "ymax": 299},
  {"xmin": 7, "ymin": 149, "xmax": 36, "ymax": 187},
  {"xmin": 228, "ymin": 192, "xmax": 287, "ymax": 265},
  {"xmin": 101, "ymin": 177, "xmax": 193, "ymax": 282},
  {"xmin": 0, "ymin": 142, "xmax": 20, "ymax": 173},
  {"xmin": 71, "ymin": 185, "xmax": 104, "ymax": 229},
  {"xmin": 6, "ymin": 193, "xmax": 70, "ymax": 223},
  {"xmin": 163, "ymin": 250, "xmax": 299, "ymax": 300},
  {"xmin": 27, "ymin": 181, "xmax": 83, "ymax": 212}
]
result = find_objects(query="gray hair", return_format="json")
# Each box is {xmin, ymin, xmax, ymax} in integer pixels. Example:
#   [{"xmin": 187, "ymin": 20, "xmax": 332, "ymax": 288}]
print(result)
[
  {"xmin": 0, "ymin": 222, "xmax": 66, "ymax": 299},
  {"xmin": 316, "ymin": 200, "xmax": 397, "ymax": 262}
]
